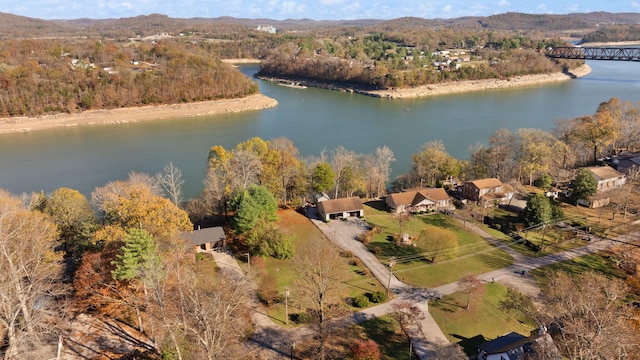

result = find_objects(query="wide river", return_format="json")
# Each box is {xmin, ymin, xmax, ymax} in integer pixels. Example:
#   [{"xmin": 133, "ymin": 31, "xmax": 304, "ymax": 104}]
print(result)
[{"xmin": 1, "ymin": 61, "xmax": 639, "ymax": 200}]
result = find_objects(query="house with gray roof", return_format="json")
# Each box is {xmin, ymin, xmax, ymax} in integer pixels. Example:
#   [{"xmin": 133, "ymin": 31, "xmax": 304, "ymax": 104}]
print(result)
[{"xmin": 181, "ymin": 226, "xmax": 226, "ymax": 252}]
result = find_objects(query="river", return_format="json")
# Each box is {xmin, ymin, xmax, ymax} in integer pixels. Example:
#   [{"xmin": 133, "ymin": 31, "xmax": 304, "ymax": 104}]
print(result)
[{"xmin": 1, "ymin": 61, "xmax": 639, "ymax": 200}]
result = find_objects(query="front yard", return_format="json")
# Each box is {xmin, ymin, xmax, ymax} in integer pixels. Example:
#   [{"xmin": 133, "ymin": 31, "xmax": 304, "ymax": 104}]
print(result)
[
  {"xmin": 363, "ymin": 201, "xmax": 513, "ymax": 287},
  {"xmin": 242, "ymin": 209, "xmax": 386, "ymax": 326},
  {"xmin": 429, "ymin": 282, "xmax": 537, "ymax": 355}
]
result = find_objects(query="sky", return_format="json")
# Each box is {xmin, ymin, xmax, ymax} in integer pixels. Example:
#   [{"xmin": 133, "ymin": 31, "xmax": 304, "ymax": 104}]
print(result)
[{"xmin": 2, "ymin": 0, "xmax": 639, "ymax": 21}]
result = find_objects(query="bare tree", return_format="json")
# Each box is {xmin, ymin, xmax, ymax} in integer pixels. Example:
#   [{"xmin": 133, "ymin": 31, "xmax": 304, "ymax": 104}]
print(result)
[
  {"xmin": 458, "ymin": 274, "xmax": 484, "ymax": 310},
  {"xmin": 390, "ymin": 301, "xmax": 425, "ymax": 359},
  {"xmin": 230, "ymin": 148, "xmax": 262, "ymax": 190},
  {"xmin": 156, "ymin": 162, "xmax": 184, "ymax": 207},
  {"xmin": 171, "ymin": 267, "xmax": 252, "ymax": 360},
  {"xmin": 294, "ymin": 240, "xmax": 350, "ymax": 360},
  {"xmin": 330, "ymin": 146, "xmax": 357, "ymax": 199},
  {"xmin": 540, "ymin": 271, "xmax": 640, "ymax": 359},
  {"xmin": 0, "ymin": 190, "xmax": 67, "ymax": 359},
  {"xmin": 374, "ymin": 146, "xmax": 395, "ymax": 198}
]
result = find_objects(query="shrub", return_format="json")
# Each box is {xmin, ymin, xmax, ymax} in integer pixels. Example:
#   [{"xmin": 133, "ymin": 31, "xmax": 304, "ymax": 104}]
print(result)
[
  {"xmin": 195, "ymin": 253, "xmax": 207, "ymax": 261},
  {"xmin": 370, "ymin": 291, "xmax": 387, "ymax": 303},
  {"xmin": 293, "ymin": 312, "xmax": 313, "ymax": 324},
  {"xmin": 350, "ymin": 257, "xmax": 362, "ymax": 267},
  {"xmin": 354, "ymin": 295, "xmax": 370, "ymax": 308},
  {"xmin": 351, "ymin": 339, "xmax": 381, "ymax": 360},
  {"xmin": 373, "ymin": 246, "xmax": 382, "ymax": 255}
]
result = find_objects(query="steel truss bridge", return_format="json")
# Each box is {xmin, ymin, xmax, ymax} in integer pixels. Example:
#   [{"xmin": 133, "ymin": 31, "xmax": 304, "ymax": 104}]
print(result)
[{"xmin": 546, "ymin": 47, "xmax": 640, "ymax": 61}]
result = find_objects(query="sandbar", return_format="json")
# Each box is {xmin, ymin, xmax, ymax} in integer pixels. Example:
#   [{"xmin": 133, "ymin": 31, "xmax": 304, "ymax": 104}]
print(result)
[{"xmin": 0, "ymin": 94, "xmax": 278, "ymax": 135}]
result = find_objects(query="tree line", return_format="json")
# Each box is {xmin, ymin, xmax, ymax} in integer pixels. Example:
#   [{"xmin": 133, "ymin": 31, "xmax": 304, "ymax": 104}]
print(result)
[{"xmin": 257, "ymin": 29, "xmax": 579, "ymax": 89}]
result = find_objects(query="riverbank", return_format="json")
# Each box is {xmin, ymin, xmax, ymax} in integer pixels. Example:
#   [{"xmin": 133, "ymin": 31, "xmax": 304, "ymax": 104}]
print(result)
[
  {"xmin": 0, "ymin": 94, "xmax": 278, "ymax": 135},
  {"xmin": 365, "ymin": 64, "xmax": 592, "ymax": 99},
  {"xmin": 259, "ymin": 65, "xmax": 592, "ymax": 99}
]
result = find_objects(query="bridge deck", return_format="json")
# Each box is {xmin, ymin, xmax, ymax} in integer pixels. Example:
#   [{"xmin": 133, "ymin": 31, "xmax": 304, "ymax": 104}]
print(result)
[{"xmin": 546, "ymin": 47, "xmax": 640, "ymax": 61}]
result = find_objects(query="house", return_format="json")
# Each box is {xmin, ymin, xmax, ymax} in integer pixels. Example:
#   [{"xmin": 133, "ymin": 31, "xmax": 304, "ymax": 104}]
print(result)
[
  {"xmin": 577, "ymin": 166, "xmax": 626, "ymax": 208},
  {"xmin": 605, "ymin": 151, "xmax": 640, "ymax": 175},
  {"xmin": 585, "ymin": 166, "xmax": 626, "ymax": 192},
  {"xmin": 462, "ymin": 178, "xmax": 514, "ymax": 205},
  {"xmin": 317, "ymin": 197, "xmax": 363, "ymax": 221},
  {"xmin": 385, "ymin": 187, "xmax": 452, "ymax": 213},
  {"xmin": 477, "ymin": 331, "xmax": 560, "ymax": 360},
  {"xmin": 181, "ymin": 226, "xmax": 226, "ymax": 252}
]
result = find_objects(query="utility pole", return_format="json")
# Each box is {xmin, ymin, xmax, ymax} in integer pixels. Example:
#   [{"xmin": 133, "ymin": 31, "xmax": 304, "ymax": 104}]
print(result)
[
  {"xmin": 285, "ymin": 286, "xmax": 290, "ymax": 325},
  {"xmin": 245, "ymin": 252, "xmax": 250, "ymax": 272},
  {"xmin": 387, "ymin": 256, "xmax": 396, "ymax": 298}
]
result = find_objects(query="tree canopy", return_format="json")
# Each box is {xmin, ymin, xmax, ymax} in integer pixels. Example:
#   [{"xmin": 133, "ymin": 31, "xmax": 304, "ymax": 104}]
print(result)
[{"xmin": 231, "ymin": 184, "xmax": 278, "ymax": 234}]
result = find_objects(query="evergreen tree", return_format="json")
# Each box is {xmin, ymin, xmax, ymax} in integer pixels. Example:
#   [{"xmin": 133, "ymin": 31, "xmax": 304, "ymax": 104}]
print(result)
[
  {"xmin": 520, "ymin": 193, "xmax": 554, "ymax": 227},
  {"xmin": 570, "ymin": 168, "xmax": 597, "ymax": 205},
  {"xmin": 112, "ymin": 228, "xmax": 159, "ymax": 281},
  {"xmin": 231, "ymin": 185, "xmax": 278, "ymax": 233}
]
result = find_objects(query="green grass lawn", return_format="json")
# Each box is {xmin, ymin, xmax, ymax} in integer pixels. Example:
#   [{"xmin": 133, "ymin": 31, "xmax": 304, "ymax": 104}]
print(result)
[
  {"xmin": 364, "ymin": 202, "xmax": 513, "ymax": 287},
  {"xmin": 429, "ymin": 282, "xmax": 537, "ymax": 355},
  {"xmin": 530, "ymin": 252, "xmax": 627, "ymax": 290},
  {"xmin": 251, "ymin": 209, "xmax": 386, "ymax": 325}
]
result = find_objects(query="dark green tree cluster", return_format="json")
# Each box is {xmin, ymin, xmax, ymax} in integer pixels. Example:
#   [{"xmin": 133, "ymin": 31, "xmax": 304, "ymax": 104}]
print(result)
[{"xmin": 520, "ymin": 193, "xmax": 563, "ymax": 228}]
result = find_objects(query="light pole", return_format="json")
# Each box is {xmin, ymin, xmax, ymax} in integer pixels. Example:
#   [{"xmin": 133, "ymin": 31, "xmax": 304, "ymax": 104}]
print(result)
[
  {"xmin": 387, "ymin": 256, "xmax": 396, "ymax": 298},
  {"xmin": 285, "ymin": 286, "xmax": 290, "ymax": 325}
]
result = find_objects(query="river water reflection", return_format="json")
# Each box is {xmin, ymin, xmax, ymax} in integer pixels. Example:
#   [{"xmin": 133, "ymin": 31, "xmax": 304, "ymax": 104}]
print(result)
[{"xmin": 1, "ymin": 61, "xmax": 639, "ymax": 199}]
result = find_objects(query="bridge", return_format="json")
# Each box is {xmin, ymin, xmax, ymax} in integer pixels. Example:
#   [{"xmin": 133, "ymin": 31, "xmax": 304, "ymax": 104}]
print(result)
[{"xmin": 546, "ymin": 47, "xmax": 640, "ymax": 61}]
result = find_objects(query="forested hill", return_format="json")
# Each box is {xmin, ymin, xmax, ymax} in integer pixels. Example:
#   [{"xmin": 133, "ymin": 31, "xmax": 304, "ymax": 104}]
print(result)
[{"xmin": 4, "ymin": 11, "xmax": 640, "ymax": 39}]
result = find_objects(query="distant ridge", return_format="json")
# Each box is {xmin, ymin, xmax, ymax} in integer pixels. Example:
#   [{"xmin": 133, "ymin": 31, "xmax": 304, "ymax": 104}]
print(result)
[{"xmin": 2, "ymin": 11, "xmax": 640, "ymax": 38}]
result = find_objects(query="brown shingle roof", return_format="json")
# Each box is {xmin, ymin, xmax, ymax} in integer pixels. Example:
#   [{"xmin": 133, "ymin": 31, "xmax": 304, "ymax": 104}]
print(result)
[
  {"xmin": 386, "ymin": 188, "xmax": 450, "ymax": 207},
  {"xmin": 418, "ymin": 188, "xmax": 449, "ymax": 201},
  {"xmin": 469, "ymin": 178, "xmax": 503, "ymax": 189},
  {"xmin": 317, "ymin": 197, "xmax": 363, "ymax": 214}
]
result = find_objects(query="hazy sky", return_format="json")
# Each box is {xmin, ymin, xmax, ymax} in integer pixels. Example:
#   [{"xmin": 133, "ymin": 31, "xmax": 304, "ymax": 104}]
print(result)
[{"xmin": 2, "ymin": 0, "xmax": 639, "ymax": 21}]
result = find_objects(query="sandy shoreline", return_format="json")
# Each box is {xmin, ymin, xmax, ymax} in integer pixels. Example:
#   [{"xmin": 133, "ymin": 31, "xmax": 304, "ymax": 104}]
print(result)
[
  {"xmin": 0, "ymin": 94, "xmax": 278, "ymax": 135},
  {"xmin": 363, "ymin": 64, "xmax": 592, "ymax": 99}
]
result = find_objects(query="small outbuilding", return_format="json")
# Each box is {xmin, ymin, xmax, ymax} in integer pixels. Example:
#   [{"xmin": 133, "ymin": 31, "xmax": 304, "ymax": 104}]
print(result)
[
  {"xmin": 317, "ymin": 197, "xmax": 363, "ymax": 221},
  {"xmin": 181, "ymin": 226, "xmax": 226, "ymax": 252}
]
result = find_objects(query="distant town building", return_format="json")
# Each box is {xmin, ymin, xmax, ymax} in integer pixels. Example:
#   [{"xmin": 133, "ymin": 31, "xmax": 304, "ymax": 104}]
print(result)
[{"xmin": 256, "ymin": 25, "xmax": 276, "ymax": 34}]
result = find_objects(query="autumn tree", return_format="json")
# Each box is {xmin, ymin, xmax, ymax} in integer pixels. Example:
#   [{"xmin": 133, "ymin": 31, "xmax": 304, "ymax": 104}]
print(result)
[
  {"xmin": 516, "ymin": 128, "xmax": 559, "ymax": 185},
  {"xmin": 540, "ymin": 271, "xmax": 640, "ymax": 358},
  {"xmin": 42, "ymin": 187, "xmax": 96, "ymax": 254},
  {"xmin": 294, "ymin": 240, "xmax": 350, "ymax": 360},
  {"xmin": 0, "ymin": 190, "xmax": 66, "ymax": 359},
  {"xmin": 92, "ymin": 179, "xmax": 192, "ymax": 249},
  {"xmin": 418, "ymin": 227, "xmax": 458, "ymax": 262},
  {"xmin": 412, "ymin": 140, "xmax": 458, "ymax": 187},
  {"xmin": 571, "ymin": 98, "xmax": 620, "ymax": 164}
]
